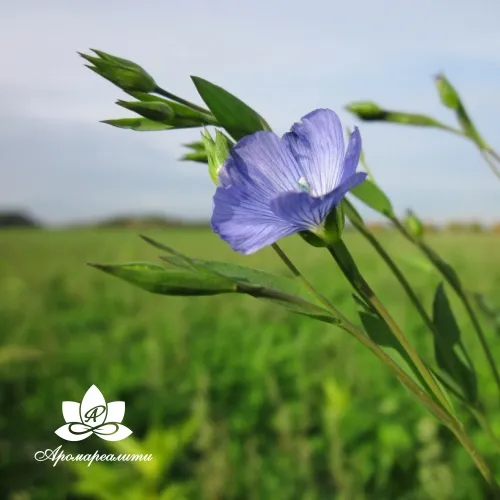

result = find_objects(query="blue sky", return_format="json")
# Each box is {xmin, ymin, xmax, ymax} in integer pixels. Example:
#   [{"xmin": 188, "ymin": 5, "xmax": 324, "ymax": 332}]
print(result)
[{"xmin": 1, "ymin": 0, "xmax": 499, "ymax": 224}]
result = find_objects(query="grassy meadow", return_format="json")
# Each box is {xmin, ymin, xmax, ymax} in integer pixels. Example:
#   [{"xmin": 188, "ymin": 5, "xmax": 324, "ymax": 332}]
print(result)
[{"xmin": 1, "ymin": 227, "xmax": 499, "ymax": 499}]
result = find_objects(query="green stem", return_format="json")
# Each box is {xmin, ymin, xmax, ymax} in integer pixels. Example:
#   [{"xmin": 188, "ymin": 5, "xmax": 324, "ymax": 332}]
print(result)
[
  {"xmin": 345, "ymin": 200, "xmax": 436, "ymax": 333},
  {"xmin": 391, "ymin": 217, "xmax": 500, "ymax": 398},
  {"xmin": 340, "ymin": 320, "xmax": 499, "ymax": 491},
  {"xmin": 271, "ymin": 243, "xmax": 348, "ymax": 322},
  {"xmin": 327, "ymin": 240, "xmax": 452, "ymax": 413},
  {"xmin": 480, "ymin": 149, "xmax": 500, "ymax": 180},
  {"xmin": 154, "ymin": 85, "xmax": 212, "ymax": 115},
  {"xmin": 344, "ymin": 199, "xmax": 484, "ymax": 405},
  {"xmin": 487, "ymin": 147, "xmax": 500, "ymax": 165},
  {"xmin": 439, "ymin": 124, "xmax": 468, "ymax": 137},
  {"xmin": 271, "ymin": 243, "xmax": 498, "ymax": 490}
]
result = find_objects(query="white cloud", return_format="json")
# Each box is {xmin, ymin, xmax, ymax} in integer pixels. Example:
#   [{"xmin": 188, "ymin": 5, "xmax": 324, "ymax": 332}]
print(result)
[{"xmin": 0, "ymin": 0, "xmax": 499, "ymax": 224}]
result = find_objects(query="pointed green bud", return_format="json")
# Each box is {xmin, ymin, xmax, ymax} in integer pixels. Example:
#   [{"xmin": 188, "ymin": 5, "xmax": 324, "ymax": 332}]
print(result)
[
  {"xmin": 346, "ymin": 101, "xmax": 448, "ymax": 129},
  {"xmin": 79, "ymin": 49, "xmax": 156, "ymax": 93},
  {"xmin": 345, "ymin": 101, "xmax": 386, "ymax": 121},
  {"xmin": 434, "ymin": 74, "xmax": 487, "ymax": 147},
  {"xmin": 404, "ymin": 210, "xmax": 424, "ymax": 238},
  {"xmin": 201, "ymin": 129, "xmax": 233, "ymax": 184},
  {"xmin": 116, "ymin": 100, "xmax": 174, "ymax": 122},
  {"xmin": 434, "ymin": 74, "xmax": 460, "ymax": 110}
]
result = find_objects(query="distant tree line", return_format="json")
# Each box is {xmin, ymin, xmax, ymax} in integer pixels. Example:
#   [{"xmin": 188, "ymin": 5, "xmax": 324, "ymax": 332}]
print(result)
[
  {"xmin": 0, "ymin": 210, "xmax": 498, "ymax": 233},
  {"xmin": 0, "ymin": 211, "xmax": 41, "ymax": 228}
]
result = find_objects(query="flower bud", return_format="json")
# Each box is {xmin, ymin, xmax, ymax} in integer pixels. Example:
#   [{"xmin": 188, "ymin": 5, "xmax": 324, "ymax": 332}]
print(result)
[
  {"xmin": 79, "ymin": 49, "xmax": 156, "ymax": 93},
  {"xmin": 345, "ymin": 101, "xmax": 386, "ymax": 121},
  {"xmin": 404, "ymin": 210, "xmax": 424, "ymax": 238},
  {"xmin": 346, "ymin": 101, "xmax": 445, "ymax": 128},
  {"xmin": 201, "ymin": 129, "xmax": 233, "ymax": 184},
  {"xmin": 116, "ymin": 100, "xmax": 174, "ymax": 122},
  {"xmin": 434, "ymin": 74, "xmax": 460, "ymax": 110}
]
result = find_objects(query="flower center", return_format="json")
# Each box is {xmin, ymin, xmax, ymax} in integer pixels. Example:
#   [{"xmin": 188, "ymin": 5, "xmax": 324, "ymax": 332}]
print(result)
[{"xmin": 297, "ymin": 177, "xmax": 311, "ymax": 194}]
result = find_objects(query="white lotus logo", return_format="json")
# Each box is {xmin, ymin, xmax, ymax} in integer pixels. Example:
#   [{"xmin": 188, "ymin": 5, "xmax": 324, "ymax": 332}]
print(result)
[{"xmin": 55, "ymin": 385, "xmax": 133, "ymax": 442}]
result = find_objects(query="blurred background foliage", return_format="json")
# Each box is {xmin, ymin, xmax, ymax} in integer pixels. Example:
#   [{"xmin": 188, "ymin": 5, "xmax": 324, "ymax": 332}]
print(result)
[{"xmin": 1, "ymin": 227, "xmax": 499, "ymax": 499}]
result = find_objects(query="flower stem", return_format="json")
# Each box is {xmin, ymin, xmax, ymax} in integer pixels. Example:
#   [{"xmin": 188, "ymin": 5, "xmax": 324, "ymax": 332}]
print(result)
[
  {"xmin": 271, "ymin": 242, "xmax": 498, "ymax": 490},
  {"xmin": 480, "ymin": 150, "xmax": 500, "ymax": 180},
  {"xmin": 339, "ymin": 320, "xmax": 499, "ymax": 492},
  {"xmin": 391, "ymin": 217, "xmax": 500, "ymax": 399},
  {"xmin": 344, "ymin": 200, "xmax": 437, "ymax": 333},
  {"xmin": 327, "ymin": 240, "xmax": 452, "ymax": 413},
  {"xmin": 344, "ymin": 200, "xmax": 480, "ymax": 393},
  {"xmin": 271, "ymin": 243, "xmax": 348, "ymax": 321},
  {"xmin": 346, "ymin": 206, "xmax": 500, "ymax": 452}
]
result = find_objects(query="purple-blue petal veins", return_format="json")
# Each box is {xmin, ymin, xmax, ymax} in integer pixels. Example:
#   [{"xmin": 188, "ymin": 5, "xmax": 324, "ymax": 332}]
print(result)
[{"xmin": 211, "ymin": 109, "xmax": 367, "ymax": 254}]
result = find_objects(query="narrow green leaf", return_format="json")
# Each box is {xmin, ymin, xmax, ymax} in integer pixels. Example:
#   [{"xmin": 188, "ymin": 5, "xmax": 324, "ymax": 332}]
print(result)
[
  {"xmin": 432, "ymin": 283, "xmax": 478, "ymax": 403},
  {"xmin": 141, "ymin": 236, "xmax": 337, "ymax": 324},
  {"xmin": 359, "ymin": 312, "xmax": 425, "ymax": 389},
  {"xmin": 101, "ymin": 118, "xmax": 174, "ymax": 131},
  {"xmin": 183, "ymin": 141, "xmax": 205, "ymax": 152},
  {"xmin": 139, "ymin": 236, "xmax": 197, "ymax": 269},
  {"xmin": 420, "ymin": 243, "xmax": 462, "ymax": 292},
  {"xmin": 434, "ymin": 284, "xmax": 460, "ymax": 344},
  {"xmin": 191, "ymin": 76, "xmax": 271, "ymax": 140},
  {"xmin": 342, "ymin": 199, "xmax": 365, "ymax": 227},
  {"xmin": 161, "ymin": 256, "xmax": 317, "ymax": 303},
  {"xmin": 88, "ymin": 261, "xmax": 237, "ymax": 296},
  {"xmin": 349, "ymin": 179, "xmax": 395, "ymax": 217}
]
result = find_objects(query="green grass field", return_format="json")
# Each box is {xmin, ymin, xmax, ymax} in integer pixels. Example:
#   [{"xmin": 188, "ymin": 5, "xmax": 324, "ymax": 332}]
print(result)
[{"xmin": 1, "ymin": 228, "xmax": 499, "ymax": 499}]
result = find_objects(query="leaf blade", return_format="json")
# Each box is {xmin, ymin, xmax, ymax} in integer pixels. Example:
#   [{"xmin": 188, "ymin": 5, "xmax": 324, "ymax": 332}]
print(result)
[{"xmin": 191, "ymin": 76, "xmax": 271, "ymax": 140}]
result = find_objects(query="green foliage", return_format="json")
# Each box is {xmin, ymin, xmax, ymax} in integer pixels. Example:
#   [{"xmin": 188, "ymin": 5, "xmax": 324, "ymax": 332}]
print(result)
[
  {"xmin": 432, "ymin": 284, "xmax": 478, "ymax": 403},
  {"xmin": 349, "ymin": 179, "xmax": 395, "ymax": 218},
  {"xmin": 71, "ymin": 420, "xmax": 199, "ymax": 500},
  {"xmin": 191, "ymin": 77, "xmax": 271, "ymax": 140},
  {"xmin": 1, "ymin": 229, "xmax": 499, "ymax": 499},
  {"xmin": 88, "ymin": 261, "xmax": 237, "ymax": 296},
  {"xmin": 358, "ymin": 310, "xmax": 425, "ymax": 389},
  {"xmin": 139, "ymin": 235, "xmax": 334, "ymax": 323}
]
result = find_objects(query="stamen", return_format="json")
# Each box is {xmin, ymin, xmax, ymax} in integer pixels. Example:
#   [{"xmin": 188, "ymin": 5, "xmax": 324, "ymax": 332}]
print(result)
[{"xmin": 297, "ymin": 177, "xmax": 311, "ymax": 193}]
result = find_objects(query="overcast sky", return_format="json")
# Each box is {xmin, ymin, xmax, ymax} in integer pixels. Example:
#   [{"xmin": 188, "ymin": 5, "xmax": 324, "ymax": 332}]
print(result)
[{"xmin": 1, "ymin": 0, "xmax": 499, "ymax": 224}]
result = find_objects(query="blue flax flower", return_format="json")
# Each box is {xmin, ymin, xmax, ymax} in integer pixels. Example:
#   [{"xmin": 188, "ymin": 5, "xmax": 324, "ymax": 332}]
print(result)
[{"xmin": 211, "ymin": 109, "xmax": 366, "ymax": 254}]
